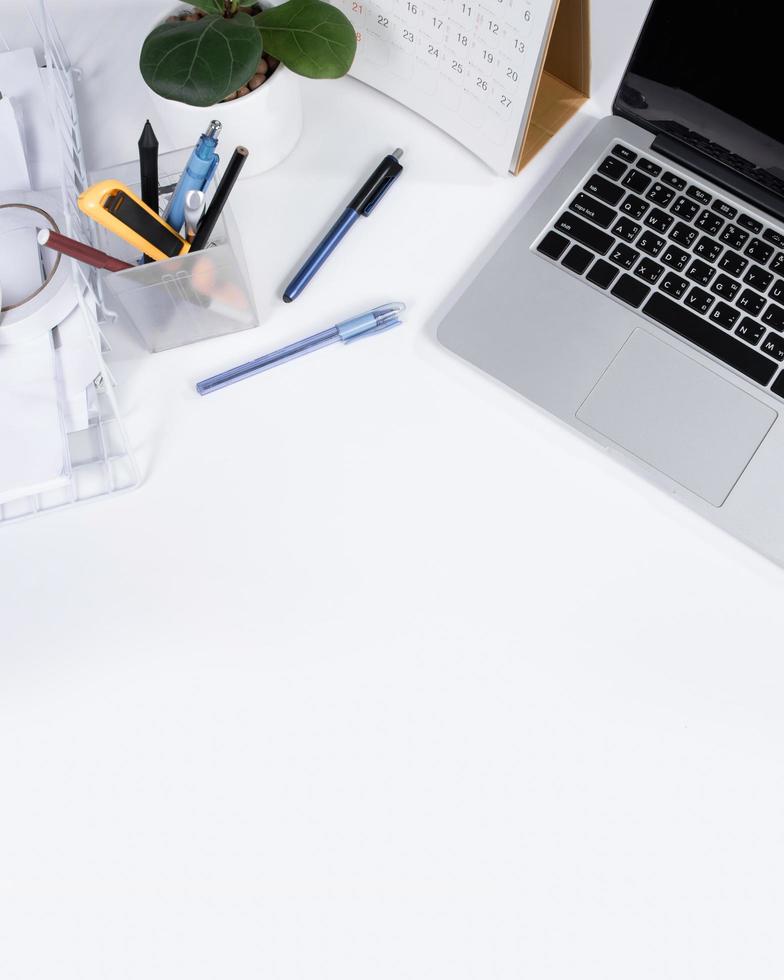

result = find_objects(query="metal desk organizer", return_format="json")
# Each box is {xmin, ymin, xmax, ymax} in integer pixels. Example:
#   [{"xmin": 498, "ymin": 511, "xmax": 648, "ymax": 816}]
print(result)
[
  {"xmin": 98, "ymin": 156, "xmax": 258, "ymax": 353},
  {"xmin": 0, "ymin": 1, "xmax": 139, "ymax": 525}
]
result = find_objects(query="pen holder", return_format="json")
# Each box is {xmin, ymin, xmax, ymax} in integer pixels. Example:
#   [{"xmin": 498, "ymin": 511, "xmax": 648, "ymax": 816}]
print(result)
[{"xmin": 95, "ymin": 153, "xmax": 257, "ymax": 353}]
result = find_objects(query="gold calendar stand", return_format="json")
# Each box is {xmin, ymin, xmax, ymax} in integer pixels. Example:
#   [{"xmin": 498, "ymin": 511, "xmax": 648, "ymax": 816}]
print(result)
[{"xmin": 514, "ymin": 0, "xmax": 590, "ymax": 173}]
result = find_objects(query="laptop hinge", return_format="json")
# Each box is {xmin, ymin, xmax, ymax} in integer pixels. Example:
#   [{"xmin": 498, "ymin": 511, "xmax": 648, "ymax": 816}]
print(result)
[{"xmin": 651, "ymin": 133, "xmax": 784, "ymax": 226}]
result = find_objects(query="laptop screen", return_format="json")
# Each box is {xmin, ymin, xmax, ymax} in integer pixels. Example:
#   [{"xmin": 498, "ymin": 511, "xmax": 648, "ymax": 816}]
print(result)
[{"xmin": 614, "ymin": 0, "xmax": 784, "ymax": 185}]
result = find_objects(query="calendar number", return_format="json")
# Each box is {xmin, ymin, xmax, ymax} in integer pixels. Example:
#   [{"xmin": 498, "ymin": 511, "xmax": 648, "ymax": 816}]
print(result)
[
  {"xmin": 451, "ymin": 59, "xmax": 463, "ymax": 73},
  {"xmin": 432, "ymin": 16, "xmax": 443, "ymax": 28},
  {"xmin": 407, "ymin": 2, "xmax": 418, "ymax": 12},
  {"xmin": 461, "ymin": 3, "xmax": 472, "ymax": 13},
  {"xmin": 506, "ymin": 67, "xmax": 518, "ymax": 81},
  {"xmin": 513, "ymin": 38, "xmax": 525, "ymax": 52},
  {"xmin": 488, "ymin": 20, "xmax": 499, "ymax": 33},
  {"xmin": 352, "ymin": 1, "xmax": 362, "ymax": 11},
  {"xmin": 457, "ymin": 32, "xmax": 468, "ymax": 45},
  {"xmin": 403, "ymin": 28, "xmax": 414, "ymax": 41},
  {"xmin": 377, "ymin": 14, "xmax": 388, "ymax": 26},
  {"xmin": 524, "ymin": 8, "xmax": 531, "ymax": 20},
  {"xmin": 427, "ymin": 44, "xmax": 439, "ymax": 56},
  {"xmin": 476, "ymin": 77, "xmax": 488, "ymax": 91},
  {"xmin": 482, "ymin": 49, "xmax": 494, "ymax": 63},
  {"xmin": 500, "ymin": 94, "xmax": 512, "ymax": 107}
]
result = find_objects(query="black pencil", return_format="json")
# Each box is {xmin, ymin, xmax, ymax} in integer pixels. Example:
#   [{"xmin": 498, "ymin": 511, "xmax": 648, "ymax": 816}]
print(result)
[
  {"xmin": 138, "ymin": 120, "xmax": 159, "ymax": 263},
  {"xmin": 190, "ymin": 146, "xmax": 248, "ymax": 252}
]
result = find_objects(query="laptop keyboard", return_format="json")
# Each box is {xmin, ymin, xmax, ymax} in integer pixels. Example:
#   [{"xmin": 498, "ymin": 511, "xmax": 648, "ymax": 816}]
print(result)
[{"xmin": 533, "ymin": 141, "xmax": 784, "ymax": 398}]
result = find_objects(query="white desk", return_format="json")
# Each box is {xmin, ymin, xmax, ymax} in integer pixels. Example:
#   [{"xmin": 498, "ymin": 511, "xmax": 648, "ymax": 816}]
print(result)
[{"xmin": 2, "ymin": 2, "xmax": 784, "ymax": 977}]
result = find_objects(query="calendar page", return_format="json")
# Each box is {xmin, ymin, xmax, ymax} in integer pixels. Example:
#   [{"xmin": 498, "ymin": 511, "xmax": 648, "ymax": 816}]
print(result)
[{"xmin": 333, "ymin": 0, "xmax": 559, "ymax": 173}]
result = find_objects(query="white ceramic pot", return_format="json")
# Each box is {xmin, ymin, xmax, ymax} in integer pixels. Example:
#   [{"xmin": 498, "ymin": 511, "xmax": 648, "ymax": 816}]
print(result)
[{"xmin": 146, "ymin": 6, "xmax": 303, "ymax": 178}]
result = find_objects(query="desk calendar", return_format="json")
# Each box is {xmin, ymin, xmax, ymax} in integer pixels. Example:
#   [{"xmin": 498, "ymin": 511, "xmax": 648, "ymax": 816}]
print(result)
[{"xmin": 333, "ymin": 0, "xmax": 590, "ymax": 173}]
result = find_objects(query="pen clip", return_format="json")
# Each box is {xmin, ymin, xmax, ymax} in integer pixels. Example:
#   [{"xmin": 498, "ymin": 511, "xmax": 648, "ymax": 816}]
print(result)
[
  {"xmin": 203, "ymin": 153, "xmax": 220, "ymax": 191},
  {"xmin": 361, "ymin": 170, "xmax": 401, "ymax": 216}
]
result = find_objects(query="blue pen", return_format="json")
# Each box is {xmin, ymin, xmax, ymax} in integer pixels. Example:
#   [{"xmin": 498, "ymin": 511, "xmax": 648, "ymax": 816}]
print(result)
[
  {"xmin": 196, "ymin": 303, "xmax": 405, "ymax": 395},
  {"xmin": 164, "ymin": 120, "xmax": 221, "ymax": 233},
  {"xmin": 283, "ymin": 149, "xmax": 404, "ymax": 303}
]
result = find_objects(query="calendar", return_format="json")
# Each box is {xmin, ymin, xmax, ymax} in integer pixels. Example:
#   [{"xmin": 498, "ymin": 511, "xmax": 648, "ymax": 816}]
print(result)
[{"xmin": 332, "ymin": 0, "xmax": 570, "ymax": 173}]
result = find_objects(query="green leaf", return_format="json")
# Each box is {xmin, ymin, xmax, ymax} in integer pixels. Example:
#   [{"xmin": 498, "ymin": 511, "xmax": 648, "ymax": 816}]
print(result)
[
  {"xmin": 140, "ymin": 12, "xmax": 262, "ymax": 107},
  {"xmin": 255, "ymin": 0, "xmax": 357, "ymax": 79}
]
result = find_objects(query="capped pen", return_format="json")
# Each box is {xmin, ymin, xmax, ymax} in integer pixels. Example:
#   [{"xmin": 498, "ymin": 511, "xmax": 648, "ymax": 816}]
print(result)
[
  {"xmin": 196, "ymin": 302, "xmax": 405, "ymax": 395},
  {"xmin": 283, "ymin": 148, "xmax": 404, "ymax": 303},
  {"xmin": 164, "ymin": 120, "xmax": 221, "ymax": 234}
]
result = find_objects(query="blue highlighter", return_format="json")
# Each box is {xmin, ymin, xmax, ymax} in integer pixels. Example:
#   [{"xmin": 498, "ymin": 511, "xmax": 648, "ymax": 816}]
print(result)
[{"xmin": 164, "ymin": 120, "xmax": 221, "ymax": 233}]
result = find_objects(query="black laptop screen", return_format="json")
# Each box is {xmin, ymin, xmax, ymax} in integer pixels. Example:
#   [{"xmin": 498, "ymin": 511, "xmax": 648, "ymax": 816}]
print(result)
[{"xmin": 614, "ymin": 0, "xmax": 784, "ymax": 181}]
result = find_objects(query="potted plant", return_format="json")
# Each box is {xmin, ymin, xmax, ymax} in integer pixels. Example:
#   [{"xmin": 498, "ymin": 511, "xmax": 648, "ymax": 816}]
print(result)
[{"xmin": 140, "ymin": 0, "xmax": 357, "ymax": 176}]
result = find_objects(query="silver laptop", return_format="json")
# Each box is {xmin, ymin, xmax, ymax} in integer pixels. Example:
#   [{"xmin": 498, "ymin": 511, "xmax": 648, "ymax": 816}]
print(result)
[{"xmin": 438, "ymin": 0, "xmax": 784, "ymax": 566}]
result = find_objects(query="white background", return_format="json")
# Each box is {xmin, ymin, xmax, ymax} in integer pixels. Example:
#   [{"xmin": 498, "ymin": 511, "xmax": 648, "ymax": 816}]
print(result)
[{"xmin": 2, "ymin": 1, "xmax": 784, "ymax": 977}]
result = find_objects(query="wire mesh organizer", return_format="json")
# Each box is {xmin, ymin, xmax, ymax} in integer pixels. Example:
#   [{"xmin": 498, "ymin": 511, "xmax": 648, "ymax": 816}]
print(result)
[{"xmin": 0, "ymin": 1, "xmax": 140, "ymax": 525}]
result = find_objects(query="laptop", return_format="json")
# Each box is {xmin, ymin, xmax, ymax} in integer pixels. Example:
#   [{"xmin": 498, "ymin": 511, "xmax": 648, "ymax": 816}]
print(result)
[{"xmin": 437, "ymin": 0, "xmax": 784, "ymax": 566}]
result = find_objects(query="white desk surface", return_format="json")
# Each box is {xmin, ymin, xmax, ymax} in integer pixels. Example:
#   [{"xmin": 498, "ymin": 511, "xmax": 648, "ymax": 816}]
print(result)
[{"xmin": 2, "ymin": 2, "xmax": 784, "ymax": 977}]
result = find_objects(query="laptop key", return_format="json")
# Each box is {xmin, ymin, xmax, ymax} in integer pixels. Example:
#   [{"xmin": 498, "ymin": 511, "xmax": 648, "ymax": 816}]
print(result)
[
  {"xmin": 719, "ymin": 224, "xmax": 749, "ymax": 250},
  {"xmin": 644, "ymin": 208, "xmax": 673, "ymax": 233},
  {"xmin": 661, "ymin": 243, "xmax": 690, "ymax": 271},
  {"xmin": 642, "ymin": 293, "xmax": 778, "ymax": 386},
  {"xmin": 719, "ymin": 250, "xmax": 748, "ymax": 276},
  {"xmin": 637, "ymin": 157, "xmax": 662, "ymax": 176},
  {"xmin": 745, "ymin": 238, "xmax": 774, "ymax": 263},
  {"xmin": 737, "ymin": 288, "xmax": 766, "ymax": 316},
  {"xmin": 669, "ymin": 222, "xmax": 698, "ymax": 247},
  {"xmin": 569, "ymin": 193, "xmax": 616, "ymax": 228},
  {"xmin": 659, "ymin": 272, "xmax": 689, "ymax": 298},
  {"xmin": 761, "ymin": 333, "xmax": 784, "ymax": 361},
  {"xmin": 686, "ymin": 259, "xmax": 716, "ymax": 286},
  {"xmin": 610, "ymin": 243, "xmax": 640, "ymax": 269},
  {"xmin": 562, "ymin": 244, "xmax": 594, "ymax": 275},
  {"xmin": 686, "ymin": 287, "xmax": 715, "ymax": 314},
  {"xmin": 671, "ymin": 196, "xmax": 700, "ymax": 221},
  {"xmin": 621, "ymin": 170, "xmax": 651, "ymax": 194},
  {"xmin": 635, "ymin": 258, "xmax": 665, "ymax": 284},
  {"xmin": 696, "ymin": 210, "xmax": 724, "ymax": 236},
  {"xmin": 694, "ymin": 236, "xmax": 723, "ymax": 263},
  {"xmin": 762, "ymin": 303, "xmax": 784, "ymax": 332},
  {"xmin": 583, "ymin": 173, "xmax": 625, "ymax": 206},
  {"xmin": 554, "ymin": 213, "xmax": 614, "ymax": 255},
  {"xmin": 646, "ymin": 182, "xmax": 675, "ymax": 207},
  {"xmin": 737, "ymin": 214, "xmax": 763, "ymax": 234},
  {"xmin": 763, "ymin": 228, "xmax": 784, "ymax": 249},
  {"xmin": 598, "ymin": 156, "xmax": 627, "ymax": 180},
  {"xmin": 743, "ymin": 264, "xmax": 774, "ymax": 292},
  {"xmin": 536, "ymin": 230, "xmax": 570, "ymax": 260},
  {"xmin": 662, "ymin": 171, "xmax": 687, "ymax": 191},
  {"xmin": 711, "ymin": 199, "xmax": 737, "ymax": 220},
  {"xmin": 709, "ymin": 302, "xmax": 740, "ymax": 329},
  {"xmin": 612, "ymin": 144, "xmax": 636, "ymax": 163},
  {"xmin": 686, "ymin": 185, "xmax": 711, "ymax": 205},
  {"xmin": 770, "ymin": 280, "xmax": 784, "ymax": 303},
  {"xmin": 620, "ymin": 193, "xmax": 650, "ymax": 220},
  {"xmin": 710, "ymin": 274, "xmax": 741, "ymax": 300},
  {"xmin": 611, "ymin": 274, "xmax": 650, "ymax": 308},
  {"xmin": 612, "ymin": 216, "xmax": 641, "ymax": 242},
  {"xmin": 736, "ymin": 317, "xmax": 765, "ymax": 345},
  {"xmin": 637, "ymin": 231, "xmax": 665, "ymax": 257},
  {"xmin": 586, "ymin": 258, "xmax": 619, "ymax": 289},
  {"xmin": 771, "ymin": 253, "xmax": 784, "ymax": 274}
]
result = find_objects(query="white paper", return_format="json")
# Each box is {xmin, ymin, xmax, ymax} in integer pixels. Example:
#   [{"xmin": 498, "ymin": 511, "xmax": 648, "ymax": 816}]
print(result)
[
  {"xmin": 0, "ymin": 48, "xmax": 60, "ymax": 190},
  {"xmin": 332, "ymin": 0, "xmax": 557, "ymax": 173},
  {"xmin": 0, "ymin": 95, "xmax": 31, "ymax": 192},
  {"xmin": 54, "ymin": 300, "xmax": 101, "ymax": 434}
]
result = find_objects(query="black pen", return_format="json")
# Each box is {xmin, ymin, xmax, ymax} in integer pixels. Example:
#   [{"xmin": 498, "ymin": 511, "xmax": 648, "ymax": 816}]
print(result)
[
  {"xmin": 283, "ymin": 148, "xmax": 404, "ymax": 303},
  {"xmin": 138, "ymin": 120, "xmax": 159, "ymax": 263},
  {"xmin": 190, "ymin": 146, "xmax": 248, "ymax": 252}
]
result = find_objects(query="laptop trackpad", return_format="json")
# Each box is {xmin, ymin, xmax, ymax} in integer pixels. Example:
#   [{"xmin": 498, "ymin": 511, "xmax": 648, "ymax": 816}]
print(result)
[{"xmin": 576, "ymin": 330, "xmax": 776, "ymax": 506}]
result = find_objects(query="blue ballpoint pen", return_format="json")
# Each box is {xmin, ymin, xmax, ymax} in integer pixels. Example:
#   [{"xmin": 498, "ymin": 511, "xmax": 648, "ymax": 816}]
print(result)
[
  {"xmin": 196, "ymin": 303, "xmax": 405, "ymax": 395},
  {"xmin": 164, "ymin": 120, "xmax": 221, "ymax": 233},
  {"xmin": 283, "ymin": 149, "xmax": 404, "ymax": 303}
]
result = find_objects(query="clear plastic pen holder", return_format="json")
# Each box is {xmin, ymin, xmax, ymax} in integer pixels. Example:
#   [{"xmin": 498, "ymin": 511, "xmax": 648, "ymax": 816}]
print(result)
[{"xmin": 95, "ymin": 153, "xmax": 258, "ymax": 353}]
